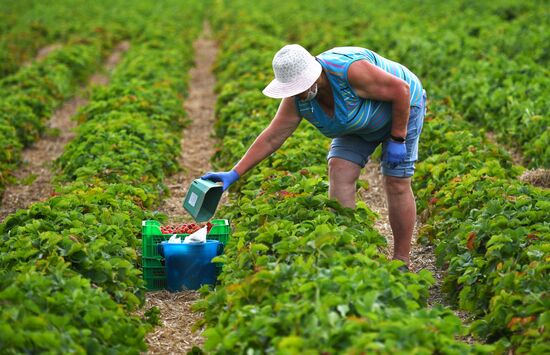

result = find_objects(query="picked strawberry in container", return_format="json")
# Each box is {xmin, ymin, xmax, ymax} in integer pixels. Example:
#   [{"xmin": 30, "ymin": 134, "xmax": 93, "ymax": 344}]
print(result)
[{"xmin": 159, "ymin": 222, "xmax": 214, "ymax": 235}]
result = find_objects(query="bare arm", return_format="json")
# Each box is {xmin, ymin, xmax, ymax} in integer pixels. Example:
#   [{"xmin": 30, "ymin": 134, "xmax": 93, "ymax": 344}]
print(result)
[
  {"xmin": 348, "ymin": 60, "xmax": 410, "ymax": 138},
  {"xmin": 233, "ymin": 97, "xmax": 301, "ymax": 176}
]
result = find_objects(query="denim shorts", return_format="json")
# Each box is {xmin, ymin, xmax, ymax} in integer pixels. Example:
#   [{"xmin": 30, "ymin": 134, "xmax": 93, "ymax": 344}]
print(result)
[{"xmin": 327, "ymin": 90, "xmax": 427, "ymax": 178}]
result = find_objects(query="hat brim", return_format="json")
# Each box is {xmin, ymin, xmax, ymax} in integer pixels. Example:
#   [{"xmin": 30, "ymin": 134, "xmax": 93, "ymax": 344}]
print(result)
[{"xmin": 262, "ymin": 60, "xmax": 322, "ymax": 99}]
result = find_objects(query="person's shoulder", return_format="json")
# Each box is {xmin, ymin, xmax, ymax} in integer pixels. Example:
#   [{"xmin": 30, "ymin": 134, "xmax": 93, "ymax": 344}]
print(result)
[
  {"xmin": 347, "ymin": 59, "xmax": 379, "ymax": 96},
  {"xmin": 348, "ymin": 59, "xmax": 365, "ymax": 77},
  {"xmin": 317, "ymin": 48, "xmax": 335, "ymax": 59}
]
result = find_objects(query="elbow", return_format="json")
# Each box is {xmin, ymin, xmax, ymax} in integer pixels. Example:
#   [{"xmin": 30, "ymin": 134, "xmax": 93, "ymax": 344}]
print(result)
[
  {"xmin": 401, "ymin": 82, "xmax": 410, "ymax": 102},
  {"xmin": 390, "ymin": 82, "xmax": 410, "ymax": 104}
]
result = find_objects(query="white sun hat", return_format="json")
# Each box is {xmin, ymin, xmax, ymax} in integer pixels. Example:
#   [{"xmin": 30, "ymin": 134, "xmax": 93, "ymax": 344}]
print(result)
[{"xmin": 262, "ymin": 44, "xmax": 322, "ymax": 99}]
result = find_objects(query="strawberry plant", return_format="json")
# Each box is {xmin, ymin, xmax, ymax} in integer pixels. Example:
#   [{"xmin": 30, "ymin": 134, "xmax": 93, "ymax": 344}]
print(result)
[
  {"xmin": 1, "ymin": 0, "xmax": 547, "ymax": 352},
  {"xmin": 0, "ymin": 17, "xmax": 122, "ymax": 199},
  {"xmin": 272, "ymin": 1, "xmax": 549, "ymax": 351},
  {"xmin": 0, "ymin": 0, "xmax": 206, "ymax": 352},
  {"xmin": 0, "ymin": 0, "xmax": 140, "ymax": 77},
  {"xmin": 201, "ymin": 0, "xmax": 548, "ymax": 352},
  {"xmin": 194, "ymin": 3, "xmax": 495, "ymax": 352},
  {"xmin": 0, "ymin": 266, "xmax": 149, "ymax": 354}
]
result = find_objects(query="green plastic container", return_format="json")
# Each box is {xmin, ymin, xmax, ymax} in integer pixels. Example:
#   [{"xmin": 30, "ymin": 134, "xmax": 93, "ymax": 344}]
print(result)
[
  {"xmin": 183, "ymin": 179, "xmax": 223, "ymax": 222},
  {"xmin": 143, "ymin": 267, "xmax": 167, "ymax": 290},
  {"xmin": 141, "ymin": 219, "xmax": 230, "ymax": 291}
]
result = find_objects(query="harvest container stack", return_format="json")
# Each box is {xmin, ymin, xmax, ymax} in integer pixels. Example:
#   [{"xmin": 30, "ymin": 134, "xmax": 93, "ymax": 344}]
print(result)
[{"xmin": 141, "ymin": 219, "xmax": 230, "ymax": 290}]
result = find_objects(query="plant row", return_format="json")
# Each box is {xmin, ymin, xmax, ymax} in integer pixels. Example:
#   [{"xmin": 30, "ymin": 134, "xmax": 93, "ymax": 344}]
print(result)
[
  {"xmin": 0, "ymin": 19, "xmax": 124, "ymax": 200},
  {"xmin": 0, "ymin": 0, "xmax": 141, "ymax": 77},
  {"xmin": 0, "ymin": 1, "xmax": 205, "ymax": 352},
  {"xmin": 411, "ymin": 0, "xmax": 549, "ymax": 168},
  {"xmin": 0, "ymin": 0, "xmax": 34, "ymax": 35},
  {"xmin": 249, "ymin": 1, "xmax": 549, "ymax": 352},
  {"xmin": 0, "ymin": 0, "xmax": 182, "ymax": 200},
  {"xmin": 412, "ymin": 86, "xmax": 549, "ymax": 354},
  {"xmin": 312, "ymin": 1, "xmax": 550, "ymax": 351},
  {"xmin": 194, "ymin": 4, "xmax": 493, "ymax": 353},
  {"xmin": 376, "ymin": 0, "xmax": 549, "ymax": 167}
]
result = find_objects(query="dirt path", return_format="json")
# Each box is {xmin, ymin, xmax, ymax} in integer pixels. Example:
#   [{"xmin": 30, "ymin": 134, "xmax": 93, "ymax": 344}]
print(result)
[
  {"xmin": 20, "ymin": 43, "xmax": 64, "ymax": 67},
  {"xmin": 34, "ymin": 43, "xmax": 63, "ymax": 62},
  {"xmin": 144, "ymin": 23, "xmax": 219, "ymax": 354},
  {"xmin": 358, "ymin": 161, "xmax": 475, "ymax": 341},
  {"xmin": 0, "ymin": 41, "xmax": 130, "ymax": 221},
  {"xmin": 359, "ymin": 161, "xmax": 442, "ymax": 282},
  {"xmin": 485, "ymin": 131, "xmax": 524, "ymax": 166},
  {"xmin": 358, "ymin": 162, "xmax": 394, "ymax": 258},
  {"xmin": 486, "ymin": 132, "xmax": 550, "ymax": 189},
  {"xmin": 520, "ymin": 168, "xmax": 550, "ymax": 188}
]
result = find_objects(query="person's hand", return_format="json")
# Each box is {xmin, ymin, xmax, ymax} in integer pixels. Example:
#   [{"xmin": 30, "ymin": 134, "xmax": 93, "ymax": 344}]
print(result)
[
  {"xmin": 384, "ymin": 140, "xmax": 407, "ymax": 167},
  {"xmin": 201, "ymin": 170, "xmax": 240, "ymax": 191}
]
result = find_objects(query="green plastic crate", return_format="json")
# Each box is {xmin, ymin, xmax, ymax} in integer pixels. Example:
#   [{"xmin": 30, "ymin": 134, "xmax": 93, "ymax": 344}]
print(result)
[
  {"xmin": 142, "ymin": 256, "xmax": 163, "ymax": 268},
  {"xmin": 141, "ymin": 219, "xmax": 230, "ymax": 291},
  {"xmin": 145, "ymin": 278, "xmax": 166, "ymax": 291},
  {"xmin": 143, "ymin": 267, "xmax": 166, "ymax": 291},
  {"xmin": 143, "ymin": 267, "xmax": 165, "ymax": 278},
  {"xmin": 142, "ymin": 219, "xmax": 229, "ymax": 259}
]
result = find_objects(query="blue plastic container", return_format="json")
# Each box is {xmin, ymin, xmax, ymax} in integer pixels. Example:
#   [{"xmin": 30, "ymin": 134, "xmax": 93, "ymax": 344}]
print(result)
[{"xmin": 160, "ymin": 240, "xmax": 223, "ymax": 292}]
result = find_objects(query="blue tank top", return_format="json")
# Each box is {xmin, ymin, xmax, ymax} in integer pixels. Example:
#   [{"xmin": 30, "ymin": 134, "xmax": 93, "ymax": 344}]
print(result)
[{"xmin": 295, "ymin": 46, "xmax": 423, "ymax": 141}]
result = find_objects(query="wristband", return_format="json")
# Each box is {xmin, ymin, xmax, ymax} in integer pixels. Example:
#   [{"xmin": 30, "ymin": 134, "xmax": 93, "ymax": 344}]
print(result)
[
  {"xmin": 229, "ymin": 169, "xmax": 240, "ymax": 179},
  {"xmin": 390, "ymin": 134, "xmax": 406, "ymax": 143}
]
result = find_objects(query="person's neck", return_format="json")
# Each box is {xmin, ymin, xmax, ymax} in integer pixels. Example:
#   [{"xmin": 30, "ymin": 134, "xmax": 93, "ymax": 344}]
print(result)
[{"xmin": 317, "ymin": 71, "xmax": 332, "ymax": 102}]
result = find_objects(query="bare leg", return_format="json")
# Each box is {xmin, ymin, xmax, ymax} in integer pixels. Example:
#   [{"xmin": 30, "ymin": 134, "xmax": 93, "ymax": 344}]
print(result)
[
  {"xmin": 383, "ymin": 176, "xmax": 416, "ymax": 265},
  {"xmin": 328, "ymin": 158, "xmax": 361, "ymax": 209}
]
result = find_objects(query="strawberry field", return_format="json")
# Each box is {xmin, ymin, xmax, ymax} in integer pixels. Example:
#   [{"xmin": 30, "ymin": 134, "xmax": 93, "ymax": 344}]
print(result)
[{"xmin": 0, "ymin": 0, "xmax": 548, "ymax": 354}]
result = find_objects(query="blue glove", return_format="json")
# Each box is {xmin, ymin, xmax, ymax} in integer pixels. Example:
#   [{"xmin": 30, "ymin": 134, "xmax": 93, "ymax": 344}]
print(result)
[
  {"xmin": 201, "ymin": 170, "xmax": 240, "ymax": 191},
  {"xmin": 384, "ymin": 140, "xmax": 407, "ymax": 167}
]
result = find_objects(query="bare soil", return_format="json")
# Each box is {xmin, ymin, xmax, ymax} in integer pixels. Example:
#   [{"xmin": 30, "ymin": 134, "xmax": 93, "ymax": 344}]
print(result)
[
  {"xmin": 358, "ymin": 163, "xmax": 427, "ymax": 271},
  {"xmin": 520, "ymin": 168, "xmax": 550, "ymax": 188},
  {"xmin": 36, "ymin": 43, "xmax": 63, "ymax": 61},
  {"xmin": 485, "ymin": 131, "xmax": 524, "ymax": 166},
  {"xmin": 89, "ymin": 41, "xmax": 131, "ymax": 85},
  {"xmin": 142, "ymin": 291, "xmax": 204, "ymax": 354},
  {"xmin": 0, "ymin": 41, "xmax": 130, "ymax": 221},
  {"xmin": 358, "ymin": 162, "xmax": 394, "ymax": 257},
  {"xmin": 23, "ymin": 43, "xmax": 64, "ymax": 66},
  {"xmin": 144, "ymin": 24, "xmax": 219, "ymax": 353},
  {"xmin": 485, "ymin": 132, "xmax": 550, "ymax": 190}
]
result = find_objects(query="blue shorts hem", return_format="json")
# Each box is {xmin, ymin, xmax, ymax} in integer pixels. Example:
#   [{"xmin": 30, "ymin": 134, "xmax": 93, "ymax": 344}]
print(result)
[
  {"xmin": 327, "ymin": 149, "xmax": 368, "ymax": 168},
  {"xmin": 381, "ymin": 164, "xmax": 416, "ymax": 178}
]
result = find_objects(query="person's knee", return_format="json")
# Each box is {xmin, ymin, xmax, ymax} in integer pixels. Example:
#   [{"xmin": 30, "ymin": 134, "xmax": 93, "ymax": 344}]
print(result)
[
  {"xmin": 328, "ymin": 158, "xmax": 361, "ymax": 185},
  {"xmin": 383, "ymin": 176, "xmax": 411, "ymax": 195}
]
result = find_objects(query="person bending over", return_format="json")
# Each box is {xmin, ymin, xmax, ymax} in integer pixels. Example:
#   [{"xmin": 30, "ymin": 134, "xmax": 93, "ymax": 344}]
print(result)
[{"xmin": 202, "ymin": 44, "xmax": 427, "ymax": 270}]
